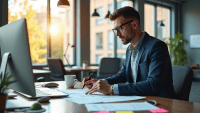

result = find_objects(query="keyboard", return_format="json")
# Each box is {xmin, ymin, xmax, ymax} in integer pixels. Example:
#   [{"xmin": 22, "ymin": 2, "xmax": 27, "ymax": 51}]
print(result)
[
  {"xmin": 34, "ymin": 88, "xmax": 69, "ymax": 98},
  {"xmin": 35, "ymin": 89, "xmax": 52, "ymax": 97}
]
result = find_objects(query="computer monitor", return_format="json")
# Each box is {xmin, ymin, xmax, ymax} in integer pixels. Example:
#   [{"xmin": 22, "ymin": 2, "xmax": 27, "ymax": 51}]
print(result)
[{"xmin": 0, "ymin": 18, "xmax": 36, "ymax": 97}]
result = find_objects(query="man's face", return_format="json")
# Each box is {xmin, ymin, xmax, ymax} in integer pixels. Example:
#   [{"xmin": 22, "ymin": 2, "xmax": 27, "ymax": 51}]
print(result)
[{"xmin": 113, "ymin": 16, "xmax": 136, "ymax": 45}]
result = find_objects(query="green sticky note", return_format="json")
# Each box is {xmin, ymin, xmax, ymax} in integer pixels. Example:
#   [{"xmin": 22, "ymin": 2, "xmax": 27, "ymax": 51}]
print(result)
[{"xmin": 115, "ymin": 111, "xmax": 133, "ymax": 113}]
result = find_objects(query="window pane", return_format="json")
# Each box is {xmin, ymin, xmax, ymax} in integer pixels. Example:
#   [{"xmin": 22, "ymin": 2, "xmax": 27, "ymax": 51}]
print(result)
[
  {"xmin": 116, "ymin": 1, "xmax": 132, "ymax": 59},
  {"xmin": 8, "ymin": 0, "xmax": 47, "ymax": 65},
  {"xmin": 108, "ymin": 30, "xmax": 114, "ymax": 50},
  {"xmin": 50, "ymin": 0, "xmax": 74, "ymax": 65},
  {"xmin": 108, "ymin": 4, "xmax": 113, "ymax": 23},
  {"xmin": 157, "ymin": 6, "xmax": 170, "ymax": 41},
  {"xmin": 95, "ymin": 54, "xmax": 102, "ymax": 64},
  {"xmin": 117, "ymin": 54, "xmax": 126, "ymax": 59},
  {"xmin": 96, "ymin": 33, "xmax": 103, "ymax": 50},
  {"xmin": 144, "ymin": 3, "xmax": 154, "ymax": 36},
  {"xmin": 96, "ymin": 7, "xmax": 103, "ymax": 25},
  {"xmin": 90, "ymin": 0, "xmax": 133, "ymax": 65}
]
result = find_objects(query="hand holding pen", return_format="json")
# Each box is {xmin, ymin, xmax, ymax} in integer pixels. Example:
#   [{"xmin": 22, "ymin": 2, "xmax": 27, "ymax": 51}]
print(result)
[{"xmin": 82, "ymin": 73, "xmax": 97, "ymax": 89}]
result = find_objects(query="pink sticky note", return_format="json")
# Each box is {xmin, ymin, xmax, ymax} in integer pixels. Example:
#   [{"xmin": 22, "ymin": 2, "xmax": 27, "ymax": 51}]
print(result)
[
  {"xmin": 149, "ymin": 108, "xmax": 169, "ymax": 113},
  {"xmin": 94, "ymin": 110, "xmax": 110, "ymax": 113}
]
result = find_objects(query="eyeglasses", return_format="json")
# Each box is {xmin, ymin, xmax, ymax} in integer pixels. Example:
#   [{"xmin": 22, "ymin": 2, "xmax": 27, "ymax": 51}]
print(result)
[{"xmin": 112, "ymin": 20, "xmax": 134, "ymax": 35}]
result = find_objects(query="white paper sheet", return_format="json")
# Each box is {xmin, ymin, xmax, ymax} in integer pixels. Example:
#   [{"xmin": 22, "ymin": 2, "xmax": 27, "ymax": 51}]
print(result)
[
  {"xmin": 6, "ymin": 100, "xmax": 35, "ymax": 109},
  {"xmin": 61, "ymin": 89, "xmax": 145, "ymax": 104},
  {"xmin": 65, "ymin": 96, "xmax": 145, "ymax": 104},
  {"xmin": 58, "ymin": 89, "xmax": 102, "ymax": 95},
  {"xmin": 60, "ymin": 89, "xmax": 145, "ymax": 104},
  {"xmin": 85, "ymin": 102, "xmax": 159, "ymax": 112}
]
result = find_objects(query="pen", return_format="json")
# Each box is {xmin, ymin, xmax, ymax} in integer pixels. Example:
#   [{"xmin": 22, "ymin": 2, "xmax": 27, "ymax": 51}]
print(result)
[{"xmin": 82, "ymin": 73, "xmax": 93, "ymax": 89}]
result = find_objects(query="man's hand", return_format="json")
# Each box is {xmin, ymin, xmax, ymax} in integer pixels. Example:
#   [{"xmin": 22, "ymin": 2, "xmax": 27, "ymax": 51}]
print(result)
[
  {"xmin": 85, "ymin": 80, "xmax": 113, "ymax": 95},
  {"xmin": 82, "ymin": 78, "xmax": 98, "ymax": 89}
]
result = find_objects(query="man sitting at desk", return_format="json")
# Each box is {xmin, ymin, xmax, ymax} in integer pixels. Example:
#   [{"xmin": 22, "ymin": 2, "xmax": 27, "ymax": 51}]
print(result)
[{"xmin": 83, "ymin": 6, "xmax": 177, "ymax": 99}]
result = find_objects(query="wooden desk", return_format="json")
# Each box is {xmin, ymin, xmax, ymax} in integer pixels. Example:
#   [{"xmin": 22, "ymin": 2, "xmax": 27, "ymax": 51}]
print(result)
[
  {"xmin": 7, "ymin": 81, "xmax": 200, "ymax": 113},
  {"xmin": 33, "ymin": 69, "xmax": 51, "ymax": 76},
  {"xmin": 191, "ymin": 64, "xmax": 200, "ymax": 72}
]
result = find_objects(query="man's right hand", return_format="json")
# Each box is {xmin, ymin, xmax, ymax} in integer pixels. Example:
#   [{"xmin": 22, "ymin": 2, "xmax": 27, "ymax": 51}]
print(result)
[{"xmin": 82, "ymin": 78, "xmax": 98, "ymax": 89}]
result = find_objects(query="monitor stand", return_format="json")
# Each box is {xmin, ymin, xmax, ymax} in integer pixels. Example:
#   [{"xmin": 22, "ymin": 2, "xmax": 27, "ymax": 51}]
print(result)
[{"xmin": 0, "ymin": 53, "xmax": 11, "ymax": 78}]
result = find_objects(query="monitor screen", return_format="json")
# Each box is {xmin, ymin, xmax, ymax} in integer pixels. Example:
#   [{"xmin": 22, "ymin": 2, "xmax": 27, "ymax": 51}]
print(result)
[{"xmin": 0, "ymin": 18, "xmax": 36, "ymax": 97}]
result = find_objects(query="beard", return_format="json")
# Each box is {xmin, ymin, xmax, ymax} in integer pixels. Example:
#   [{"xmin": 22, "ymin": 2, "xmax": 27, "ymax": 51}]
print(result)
[
  {"xmin": 122, "ymin": 36, "xmax": 133, "ymax": 45},
  {"xmin": 122, "ymin": 27, "xmax": 136, "ymax": 45}
]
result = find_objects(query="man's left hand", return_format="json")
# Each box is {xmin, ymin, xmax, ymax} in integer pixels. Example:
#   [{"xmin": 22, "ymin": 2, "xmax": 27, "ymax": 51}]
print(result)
[{"xmin": 85, "ymin": 80, "xmax": 113, "ymax": 95}]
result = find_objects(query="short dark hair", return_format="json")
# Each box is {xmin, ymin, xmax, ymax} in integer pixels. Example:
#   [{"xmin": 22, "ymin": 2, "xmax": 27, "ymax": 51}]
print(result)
[{"xmin": 109, "ymin": 6, "xmax": 140, "ymax": 24}]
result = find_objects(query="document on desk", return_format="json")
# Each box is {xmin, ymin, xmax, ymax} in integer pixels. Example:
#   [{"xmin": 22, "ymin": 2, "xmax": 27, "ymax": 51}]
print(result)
[
  {"xmin": 6, "ymin": 100, "xmax": 34, "ymax": 109},
  {"xmin": 85, "ymin": 102, "xmax": 159, "ymax": 112},
  {"xmin": 60, "ymin": 89, "xmax": 145, "ymax": 104}
]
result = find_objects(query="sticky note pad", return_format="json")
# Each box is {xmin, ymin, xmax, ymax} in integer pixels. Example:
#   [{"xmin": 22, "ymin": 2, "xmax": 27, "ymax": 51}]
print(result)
[
  {"xmin": 115, "ymin": 111, "xmax": 133, "ymax": 113},
  {"xmin": 149, "ymin": 108, "xmax": 169, "ymax": 113}
]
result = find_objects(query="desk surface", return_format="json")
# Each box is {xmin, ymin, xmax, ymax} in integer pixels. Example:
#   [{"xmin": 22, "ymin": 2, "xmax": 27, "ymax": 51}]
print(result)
[
  {"xmin": 32, "ymin": 69, "xmax": 51, "ymax": 76},
  {"xmin": 8, "ymin": 81, "xmax": 200, "ymax": 113},
  {"xmin": 43, "ymin": 66, "xmax": 99, "ymax": 72}
]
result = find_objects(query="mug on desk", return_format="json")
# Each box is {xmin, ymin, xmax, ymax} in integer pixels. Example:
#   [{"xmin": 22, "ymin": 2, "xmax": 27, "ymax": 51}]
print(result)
[{"xmin": 64, "ymin": 75, "xmax": 77, "ymax": 88}]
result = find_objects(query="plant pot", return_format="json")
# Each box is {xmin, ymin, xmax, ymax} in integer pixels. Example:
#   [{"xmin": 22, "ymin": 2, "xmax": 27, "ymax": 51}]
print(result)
[
  {"xmin": 0, "ymin": 93, "xmax": 8, "ymax": 112},
  {"xmin": 82, "ymin": 63, "xmax": 87, "ymax": 69}
]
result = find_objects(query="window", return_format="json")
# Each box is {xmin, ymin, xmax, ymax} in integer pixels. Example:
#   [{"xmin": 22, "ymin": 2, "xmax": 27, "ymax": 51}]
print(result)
[
  {"xmin": 117, "ymin": 38, "xmax": 129, "ymax": 49},
  {"xmin": 108, "ymin": 30, "xmax": 114, "ymax": 50},
  {"xmin": 108, "ymin": 54, "xmax": 113, "ymax": 57},
  {"xmin": 117, "ymin": 54, "xmax": 126, "ymax": 59},
  {"xmin": 96, "ymin": 7, "xmax": 103, "ymax": 25},
  {"xmin": 8, "ymin": 0, "xmax": 75, "ymax": 65},
  {"xmin": 96, "ymin": 33, "xmax": 103, "ymax": 50},
  {"xmin": 108, "ymin": 4, "xmax": 113, "ymax": 23},
  {"xmin": 8, "ymin": 0, "xmax": 47, "ymax": 65},
  {"xmin": 90, "ymin": 0, "xmax": 133, "ymax": 65},
  {"xmin": 144, "ymin": 3, "xmax": 154, "ymax": 36},
  {"xmin": 117, "ymin": 1, "xmax": 129, "ymax": 8},
  {"xmin": 157, "ymin": 21, "xmax": 165, "ymax": 41},
  {"xmin": 67, "ymin": 10, "xmax": 70, "ymax": 21},
  {"xmin": 157, "ymin": 6, "xmax": 170, "ymax": 40},
  {"xmin": 95, "ymin": 54, "xmax": 102, "ymax": 64},
  {"xmin": 144, "ymin": 3, "xmax": 170, "ymax": 40},
  {"xmin": 116, "ymin": 1, "xmax": 132, "ymax": 59}
]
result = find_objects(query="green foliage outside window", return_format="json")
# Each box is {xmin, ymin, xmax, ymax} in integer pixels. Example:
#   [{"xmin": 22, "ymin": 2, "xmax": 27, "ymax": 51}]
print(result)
[{"xmin": 8, "ymin": 0, "xmax": 47, "ymax": 64}]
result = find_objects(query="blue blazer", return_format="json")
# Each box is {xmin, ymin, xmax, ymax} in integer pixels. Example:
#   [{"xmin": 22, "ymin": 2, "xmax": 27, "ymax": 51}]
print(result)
[{"xmin": 106, "ymin": 32, "xmax": 177, "ymax": 99}]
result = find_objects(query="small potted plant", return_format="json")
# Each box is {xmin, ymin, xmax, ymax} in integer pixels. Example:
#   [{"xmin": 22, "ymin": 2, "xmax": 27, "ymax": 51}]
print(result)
[
  {"xmin": 0, "ymin": 73, "xmax": 16, "ymax": 111},
  {"xmin": 82, "ymin": 61, "xmax": 87, "ymax": 69}
]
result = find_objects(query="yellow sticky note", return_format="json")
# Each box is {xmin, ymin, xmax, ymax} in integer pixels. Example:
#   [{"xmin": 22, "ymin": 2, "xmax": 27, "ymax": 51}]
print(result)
[{"xmin": 115, "ymin": 111, "xmax": 133, "ymax": 113}]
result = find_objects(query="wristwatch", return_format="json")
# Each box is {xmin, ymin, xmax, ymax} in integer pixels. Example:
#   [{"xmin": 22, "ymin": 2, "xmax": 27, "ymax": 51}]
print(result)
[
  {"xmin": 111, "ymin": 85, "xmax": 114, "ymax": 95},
  {"xmin": 111, "ymin": 85, "xmax": 114, "ymax": 89}
]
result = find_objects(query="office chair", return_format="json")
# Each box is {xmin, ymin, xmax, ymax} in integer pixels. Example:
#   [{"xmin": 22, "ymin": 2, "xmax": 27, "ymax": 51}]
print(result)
[
  {"xmin": 47, "ymin": 57, "xmax": 66, "ymax": 81},
  {"xmin": 97, "ymin": 58, "xmax": 121, "ymax": 79},
  {"xmin": 172, "ymin": 65, "xmax": 193, "ymax": 101}
]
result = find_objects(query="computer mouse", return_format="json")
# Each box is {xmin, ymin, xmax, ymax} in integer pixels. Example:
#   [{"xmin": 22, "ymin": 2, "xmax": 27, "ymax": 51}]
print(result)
[
  {"xmin": 145, "ymin": 100, "xmax": 157, "ymax": 105},
  {"xmin": 37, "ymin": 96, "xmax": 50, "ymax": 103},
  {"xmin": 42, "ymin": 83, "xmax": 59, "ymax": 87}
]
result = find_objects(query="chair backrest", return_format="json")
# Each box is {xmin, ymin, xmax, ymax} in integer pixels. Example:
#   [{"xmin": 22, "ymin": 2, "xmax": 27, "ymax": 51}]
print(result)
[
  {"xmin": 97, "ymin": 58, "xmax": 121, "ymax": 79},
  {"xmin": 172, "ymin": 65, "xmax": 193, "ymax": 101},
  {"xmin": 47, "ymin": 57, "xmax": 66, "ymax": 81}
]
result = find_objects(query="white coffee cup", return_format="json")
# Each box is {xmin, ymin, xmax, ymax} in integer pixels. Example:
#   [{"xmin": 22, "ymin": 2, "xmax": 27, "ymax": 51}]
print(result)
[{"xmin": 64, "ymin": 75, "xmax": 76, "ymax": 88}]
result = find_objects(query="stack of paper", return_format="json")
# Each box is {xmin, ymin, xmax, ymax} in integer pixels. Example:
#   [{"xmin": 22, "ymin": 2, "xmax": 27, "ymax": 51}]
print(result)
[
  {"xmin": 58, "ymin": 89, "xmax": 146, "ymax": 104},
  {"xmin": 85, "ymin": 102, "xmax": 159, "ymax": 112}
]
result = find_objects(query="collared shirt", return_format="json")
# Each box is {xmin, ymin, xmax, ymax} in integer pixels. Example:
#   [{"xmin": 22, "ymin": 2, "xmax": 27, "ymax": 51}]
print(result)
[
  {"xmin": 102, "ymin": 31, "xmax": 145, "ymax": 95},
  {"xmin": 129, "ymin": 32, "xmax": 145, "ymax": 83}
]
